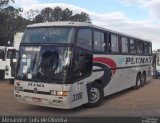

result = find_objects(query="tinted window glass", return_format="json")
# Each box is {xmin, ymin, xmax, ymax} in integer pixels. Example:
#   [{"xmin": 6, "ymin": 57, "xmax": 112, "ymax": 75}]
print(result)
[
  {"xmin": 109, "ymin": 34, "xmax": 119, "ymax": 53},
  {"xmin": 94, "ymin": 31, "xmax": 105, "ymax": 52},
  {"xmin": 136, "ymin": 41, "xmax": 143, "ymax": 54},
  {"xmin": 121, "ymin": 37, "xmax": 128, "ymax": 53},
  {"xmin": 76, "ymin": 29, "xmax": 92, "ymax": 51},
  {"xmin": 143, "ymin": 42, "xmax": 149, "ymax": 54},
  {"xmin": 129, "ymin": 39, "xmax": 136, "ymax": 54}
]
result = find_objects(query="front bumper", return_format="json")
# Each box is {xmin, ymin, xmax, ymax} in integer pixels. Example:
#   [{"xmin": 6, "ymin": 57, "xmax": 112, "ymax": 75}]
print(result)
[{"xmin": 14, "ymin": 91, "xmax": 73, "ymax": 109}]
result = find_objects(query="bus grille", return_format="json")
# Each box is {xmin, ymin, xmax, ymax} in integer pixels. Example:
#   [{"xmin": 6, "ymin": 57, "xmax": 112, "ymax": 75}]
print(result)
[{"xmin": 23, "ymin": 89, "xmax": 50, "ymax": 95}]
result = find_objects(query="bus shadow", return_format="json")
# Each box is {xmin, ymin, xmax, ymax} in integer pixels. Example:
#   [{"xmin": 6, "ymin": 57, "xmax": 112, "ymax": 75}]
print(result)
[{"xmin": 25, "ymin": 103, "xmax": 86, "ymax": 116}]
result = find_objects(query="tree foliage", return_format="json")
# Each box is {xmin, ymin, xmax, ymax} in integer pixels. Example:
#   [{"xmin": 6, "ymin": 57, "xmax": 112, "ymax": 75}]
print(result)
[
  {"xmin": 0, "ymin": 6, "xmax": 30, "ymax": 45},
  {"xmin": 33, "ymin": 6, "xmax": 91, "ymax": 23}
]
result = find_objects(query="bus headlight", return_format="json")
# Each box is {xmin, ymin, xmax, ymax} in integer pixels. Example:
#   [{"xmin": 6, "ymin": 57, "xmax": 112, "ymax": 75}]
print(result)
[{"xmin": 50, "ymin": 90, "xmax": 68, "ymax": 96}]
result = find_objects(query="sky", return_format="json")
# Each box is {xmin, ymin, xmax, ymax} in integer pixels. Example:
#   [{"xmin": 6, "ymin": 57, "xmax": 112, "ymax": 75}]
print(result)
[{"xmin": 10, "ymin": 0, "xmax": 160, "ymax": 50}]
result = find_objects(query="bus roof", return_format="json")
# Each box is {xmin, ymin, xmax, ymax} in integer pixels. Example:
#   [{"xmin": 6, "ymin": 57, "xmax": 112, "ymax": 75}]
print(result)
[
  {"xmin": 27, "ymin": 21, "xmax": 92, "ymax": 28},
  {"xmin": 27, "ymin": 21, "xmax": 151, "ymax": 42}
]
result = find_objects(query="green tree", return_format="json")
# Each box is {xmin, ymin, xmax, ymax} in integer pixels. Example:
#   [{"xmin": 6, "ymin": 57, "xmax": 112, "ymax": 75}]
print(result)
[
  {"xmin": 0, "ymin": 6, "xmax": 29, "ymax": 45},
  {"xmin": 61, "ymin": 8, "xmax": 73, "ymax": 21},
  {"xmin": 33, "ymin": 6, "xmax": 91, "ymax": 23},
  {"xmin": 52, "ymin": 6, "xmax": 63, "ymax": 21},
  {"xmin": 40, "ymin": 7, "xmax": 53, "ymax": 22},
  {"xmin": 71, "ymin": 12, "xmax": 91, "ymax": 22},
  {"xmin": 35, "ymin": 14, "xmax": 43, "ymax": 23}
]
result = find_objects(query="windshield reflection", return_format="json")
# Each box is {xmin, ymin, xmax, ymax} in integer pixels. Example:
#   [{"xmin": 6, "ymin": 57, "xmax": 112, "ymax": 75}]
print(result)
[{"xmin": 16, "ymin": 46, "xmax": 72, "ymax": 83}]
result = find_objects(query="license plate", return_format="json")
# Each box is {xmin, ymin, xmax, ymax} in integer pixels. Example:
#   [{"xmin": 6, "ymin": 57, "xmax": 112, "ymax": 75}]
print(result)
[{"xmin": 32, "ymin": 97, "xmax": 41, "ymax": 102}]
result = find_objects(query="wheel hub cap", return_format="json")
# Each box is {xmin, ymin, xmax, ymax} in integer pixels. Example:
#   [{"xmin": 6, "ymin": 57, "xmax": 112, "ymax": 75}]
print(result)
[{"xmin": 90, "ymin": 87, "xmax": 100, "ymax": 103}]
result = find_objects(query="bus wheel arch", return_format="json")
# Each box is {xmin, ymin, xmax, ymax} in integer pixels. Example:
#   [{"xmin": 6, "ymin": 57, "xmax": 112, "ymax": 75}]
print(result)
[{"xmin": 86, "ymin": 81, "xmax": 104, "ymax": 107}]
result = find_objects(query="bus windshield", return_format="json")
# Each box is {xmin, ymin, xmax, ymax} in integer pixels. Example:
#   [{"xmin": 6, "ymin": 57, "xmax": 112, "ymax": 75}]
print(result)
[
  {"xmin": 22, "ymin": 27, "xmax": 75, "ymax": 44},
  {"xmin": 16, "ymin": 46, "xmax": 72, "ymax": 83}
]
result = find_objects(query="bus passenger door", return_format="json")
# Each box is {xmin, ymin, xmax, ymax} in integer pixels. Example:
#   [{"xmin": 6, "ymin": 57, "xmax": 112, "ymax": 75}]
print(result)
[{"xmin": 71, "ymin": 49, "xmax": 93, "ymax": 106}]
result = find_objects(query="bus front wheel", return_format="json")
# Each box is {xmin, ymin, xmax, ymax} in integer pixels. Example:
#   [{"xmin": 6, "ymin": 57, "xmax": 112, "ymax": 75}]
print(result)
[{"xmin": 86, "ymin": 83, "xmax": 104, "ymax": 107}]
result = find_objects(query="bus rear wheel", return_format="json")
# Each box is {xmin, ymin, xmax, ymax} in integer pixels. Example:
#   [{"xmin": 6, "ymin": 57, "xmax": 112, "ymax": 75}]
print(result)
[
  {"xmin": 141, "ymin": 73, "xmax": 146, "ymax": 87},
  {"xmin": 135, "ymin": 74, "xmax": 141, "ymax": 89},
  {"xmin": 86, "ymin": 83, "xmax": 104, "ymax": 107}
]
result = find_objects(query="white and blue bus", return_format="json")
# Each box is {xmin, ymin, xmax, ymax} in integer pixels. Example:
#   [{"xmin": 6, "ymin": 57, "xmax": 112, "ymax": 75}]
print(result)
[{"xmin": 14, "ymin": 22, "xmax": 152, "ymax": 109}]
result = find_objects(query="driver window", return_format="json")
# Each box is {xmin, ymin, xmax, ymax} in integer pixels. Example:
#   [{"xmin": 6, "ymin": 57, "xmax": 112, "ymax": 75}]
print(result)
[{"xmin": 72, "ymin": 49, "xmax": 92, "ymax": 81}]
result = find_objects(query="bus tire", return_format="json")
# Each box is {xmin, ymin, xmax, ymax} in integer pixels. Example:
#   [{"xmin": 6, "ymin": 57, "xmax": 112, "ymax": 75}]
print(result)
[
  {"xmin": 141, "ymin": 73, "xmax": 146, "ymax": 87},
  {"xmin": 135, "ymin": 74, "xmax": 141, "ymax": 89},
  {"xmin": 86, "ymin": 83, "xmax": 104, "ymax": 107}
]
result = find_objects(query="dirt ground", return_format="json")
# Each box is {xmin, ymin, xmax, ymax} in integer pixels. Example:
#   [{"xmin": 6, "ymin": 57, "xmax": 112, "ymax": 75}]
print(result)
[{"xmin": 0, "ymin": 78, "xmax": 160, "ymax": 117}]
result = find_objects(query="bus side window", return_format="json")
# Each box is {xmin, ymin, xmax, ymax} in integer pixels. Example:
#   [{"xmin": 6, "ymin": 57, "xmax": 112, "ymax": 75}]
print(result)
[
  {"xmin": 143, "ymin": 42, "xmax": 149, "ymax": 55},
  {"xmin": 109, "ymin": 34, "xmax": 119, "ymax": 53},
  {"xmin": 148, "ymin": 43, "xmax": 152, "ymax": 55},
  {"xmin": 129, "ymin": 38, "xmax": 136, "ymax": 54},
  {"xmin": 121, "ymin": 36, "xmax": 129, "ymax": 53},
  {"xmin": 76, "ymin": 29, "xmax": 92, "ymax": 51},
  {"xmin": 136, "ymin": 40, "xmax": 143, "ymax": 54},
  {"xmin": 94, "ymin": 31, "xmax": 105, "ymax": 52}
]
